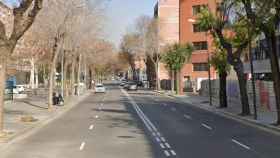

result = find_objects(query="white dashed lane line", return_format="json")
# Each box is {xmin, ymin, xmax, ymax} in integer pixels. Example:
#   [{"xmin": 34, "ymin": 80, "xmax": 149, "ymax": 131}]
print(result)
[
  {"xmin": 231, "ymin": 139, "xmax": 251, "ymax": 150},
  {"xmin": 164, "ymin": 150, "xmax": 171, "ymax": 157},
  {"xmin": 89, "ymin": 125, "xmax": 94, "ymax": 130},
  {"xmin": 79, "ymin": 142, "xmax": 85, "ymax": 151},
  {"xmin": 165, "ymin": 143, "xmax": 171, "ymax": 148},
  {"xmin": 184, "ymin": 114, "xmax": 192, "ymax": 120},
  {"xmin": 170, "ymin": 150, "xmax": 177, "ymax": 156},
  {"xmin": 202, "ymin": 123, "xmax": 213, "ymax": 130},
  {"xmin": 160, "ymin": 143, "xmax": 166, "ymax": 149}
]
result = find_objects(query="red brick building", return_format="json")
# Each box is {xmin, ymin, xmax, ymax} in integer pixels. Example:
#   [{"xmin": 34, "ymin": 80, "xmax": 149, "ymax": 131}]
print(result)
[
  {"xmin": 179, "ymin": 0, "xmax": 218, "ymax": 92},
  {"xmin": 155, "ymin": 0, "xmax": 219, "ymax": 93}
]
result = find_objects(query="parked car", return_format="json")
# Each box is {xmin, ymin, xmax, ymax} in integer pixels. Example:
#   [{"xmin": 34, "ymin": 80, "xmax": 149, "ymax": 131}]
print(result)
[
  {"xmin": 15, "ymin": 85, "xmax": 25, "ymax": 94},
  {"xmin": 120, "ymin": 81, "xmax": 127, "ymax": 86},
  {"xmin": 124, "ymin": 82, "xmax": 138, "ymax": 91},
  {"xmin": 95, "ymin": 84, "xmax": 106, "ymax": 93}
]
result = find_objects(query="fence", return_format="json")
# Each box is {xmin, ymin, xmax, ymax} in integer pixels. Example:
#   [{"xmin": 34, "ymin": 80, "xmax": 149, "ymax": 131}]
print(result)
[{"xmin": 200, "ymin": 79, "xmax": 277, "ymax": 122}]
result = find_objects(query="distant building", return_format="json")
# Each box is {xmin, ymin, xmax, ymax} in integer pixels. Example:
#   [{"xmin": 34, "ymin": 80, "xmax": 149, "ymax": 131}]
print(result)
[{"xmin": 154, "ymin": 0, "xmax": 219, "ymax": 93}]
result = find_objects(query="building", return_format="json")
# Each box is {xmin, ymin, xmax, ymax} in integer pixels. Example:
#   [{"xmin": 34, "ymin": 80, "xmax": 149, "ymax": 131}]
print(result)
[
  {"xmin": 154, "ymin": 0, "xmax": 180, "ymax": 87},
  {"xmin": 154, "ymin": 0, "xmax": 218, "ymax": 93},
  {"xmin": 244, "ymin": 32, "xmax": 280, "ymax": 80},
  {"xmin": 179, "ymin": 0, "xmax": 218, "ymax": 92}
]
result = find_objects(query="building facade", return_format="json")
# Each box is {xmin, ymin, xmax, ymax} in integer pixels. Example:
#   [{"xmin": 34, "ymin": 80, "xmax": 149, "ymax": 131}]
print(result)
[
  {"xmin": 155, "ymin": 0, "xmax": 180, "ymax": 81},
  {"xmin": 155, "ymin": 0, "xmax": 218, "ymax": 93}
]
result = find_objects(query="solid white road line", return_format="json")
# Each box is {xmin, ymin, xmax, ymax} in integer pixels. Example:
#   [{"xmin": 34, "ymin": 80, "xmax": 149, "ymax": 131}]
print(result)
[
  {"xmin": 202, "ymin": 123, "xmax": 213, "ymax": 130},
  {"xmin": 165, "ymin": 143, "xmax": 171, "ymax": 148},
  {"xmin": 89, "ymin": 125, "xmax": 94, "ymax": 130},
  {"xmin": 184, "ymin": 114, "xmax": 192, "ymax": 120},
  {"xmin": 161, "ymin": 137, "xmax": 166, "ymax": 142},
  {"xmin": 164, "ymin": 150, "xmax": 171, "ymax": 157},
  {"xmin": 231, "ymin": 139, "xmax": 251, "ymax": 150},
  {"xmin": 79, "ymin": 142, "xmax": 85, "ymax": 151},
  {"xmin": 170, "ymin": 150, "xmax": 177, "ymax": 156},
  {"xmin": 160, "ymin": 143, "xmax": 166, "ymax": 149}
]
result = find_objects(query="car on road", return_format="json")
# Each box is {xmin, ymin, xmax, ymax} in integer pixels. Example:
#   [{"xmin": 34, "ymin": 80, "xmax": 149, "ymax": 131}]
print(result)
[
  {"xmin": 95, "ymin": 84, "xmax": 106, "ymax": 93},
  {"xmin": 124, "ymin": 81, "xmax": 138, "ymax": 91},
  {"xmin": 120, "ymin": 80, "xmax": 127, "ymax": 86}
]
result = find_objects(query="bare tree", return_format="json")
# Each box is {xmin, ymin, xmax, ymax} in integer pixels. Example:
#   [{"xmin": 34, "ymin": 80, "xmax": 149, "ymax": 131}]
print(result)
[{"xmin": 0, "ymin": 0, "xmax": 43, "ymax": 135}]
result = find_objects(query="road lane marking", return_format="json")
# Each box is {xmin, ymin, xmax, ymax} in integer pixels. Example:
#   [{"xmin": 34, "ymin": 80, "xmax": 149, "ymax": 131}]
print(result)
[
  {"xmin": 160, "ymin": 137, "xmax": 166, "ymax": 142},
  {"xmin": 89, "ymin": 125, "xmax": 94, "ymax": 130},
  {"xmin": 79, "ymin": 142, "xmax": 85, "ymax": 151},
  {"xmin": 165, "ymin": 143, "xmax": 171, "ymax": 148},
  {"xmin": 184, "ymin": 114, "xmax": 192, "ymax": 120},
  {"xmin": 95, "ymin": 115, "xmax": 99, "ymax": 119},
  {"xmin": 156, "ymin": 137, "xmax": 161, "ymax": 142},
  {"xmin": 164, "ymin": 150, "xmax": 170, "ymax": 157},
  {"xmin": 202, "ymin": 123, "xmax": 213, "ymax": 130},
  {"xmin": 121, "ymin": 89, "xmax": 178, "ymax": 157},
  {"xmin": 170, "ymin": 150, "xmax": 177, "ymax": 156},
  {"xmin": 231, "ymin": 139, "xmax": 251, "ymax": 150},
  {"xmin": 160, "ymin": 143, "xmax": 165, "ymax": 149},
  {"xmin": 156, "ymin": 132, "xmax": 161, "ymax": 136}
]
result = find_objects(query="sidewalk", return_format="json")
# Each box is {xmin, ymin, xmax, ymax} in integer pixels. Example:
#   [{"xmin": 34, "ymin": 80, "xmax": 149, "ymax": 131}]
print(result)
[
  {"xmin": 157, "ymin": 90, "xmax": 280, "ymax": 134},
  {"xmin": 0, "ymin": 91, "xmax": 91, "ymax": 145}
]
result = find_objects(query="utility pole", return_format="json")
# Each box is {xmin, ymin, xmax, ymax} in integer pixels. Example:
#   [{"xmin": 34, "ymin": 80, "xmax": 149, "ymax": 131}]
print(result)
[{"xmin": 208, "ymin": 53, "xmax": 212, "ymax": 106}]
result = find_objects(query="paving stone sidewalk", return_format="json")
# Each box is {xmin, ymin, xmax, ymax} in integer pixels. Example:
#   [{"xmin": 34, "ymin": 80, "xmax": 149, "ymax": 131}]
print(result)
[{"xmin": 0, "ymin": 91, "xmax": 91, "ymax": 145}]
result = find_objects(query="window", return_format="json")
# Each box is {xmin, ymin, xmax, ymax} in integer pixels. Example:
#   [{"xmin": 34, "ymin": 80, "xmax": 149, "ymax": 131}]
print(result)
[
  {"xmin": 193, "ymin": 24, "xmax": 206, "ymax": 32},
  {"xmin": 193, "ymin": 63, "xmax": 208, "ymax": 71},
  {"xmin": 192, "ymin": 5, "xmax": 208, "ymax": 15},
  {"xmin": 193, "ymin": 41, "xmax": 208, "ymax": 50}
]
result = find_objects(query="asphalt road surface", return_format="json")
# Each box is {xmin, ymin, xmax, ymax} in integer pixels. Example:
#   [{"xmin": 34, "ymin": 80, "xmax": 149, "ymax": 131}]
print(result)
[{"xmin": 1, "ymin": 83, "xmax": 280, "ymax": 158}]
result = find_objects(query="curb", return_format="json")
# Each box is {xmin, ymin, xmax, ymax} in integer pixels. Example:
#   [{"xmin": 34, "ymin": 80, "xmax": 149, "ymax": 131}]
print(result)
[
  {"xmin": 0, "ymin": 91, "xmax": 91, "ymax": 149},
  {"xmin": 155, "ymin": 91, "xmax": 280, "ymax": 136}
]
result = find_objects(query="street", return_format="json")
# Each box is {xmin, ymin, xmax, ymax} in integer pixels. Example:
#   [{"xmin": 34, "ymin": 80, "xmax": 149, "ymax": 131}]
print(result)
[{"xmin": 1, "ymin": 83, "xmax": 280, "ymax": 158}]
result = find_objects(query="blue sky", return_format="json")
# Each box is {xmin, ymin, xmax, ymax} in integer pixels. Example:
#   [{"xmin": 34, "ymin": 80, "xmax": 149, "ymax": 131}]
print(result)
[{"xmin": 103, "ymin": 0, "xmax": 157, "ymax": 47}]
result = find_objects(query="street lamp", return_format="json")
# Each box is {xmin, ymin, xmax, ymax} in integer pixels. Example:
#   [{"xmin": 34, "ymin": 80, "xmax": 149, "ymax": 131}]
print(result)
[{"xmin": 188, "ymin": 18, "xmax": 212, "ymax": 106}]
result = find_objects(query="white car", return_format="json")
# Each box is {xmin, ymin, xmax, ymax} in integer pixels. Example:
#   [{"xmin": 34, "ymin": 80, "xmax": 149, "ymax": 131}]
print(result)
[{"xmin": 95, "ymin": 84, "xmax": 106, "ymax": 93}]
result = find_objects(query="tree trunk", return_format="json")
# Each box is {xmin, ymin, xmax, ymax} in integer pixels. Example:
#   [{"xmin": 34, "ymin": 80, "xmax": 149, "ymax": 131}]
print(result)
[
  {"xmin": 70, "ymin": 59, "xmax": 76, "ymax": 96},
  {"xmin": 234, "ymin": 62, "xmax": 250, "ymax": 115},
  {"xmin": 29, "ymin": 58, "xmax": 35, "ymax": 89},
  {"xmin": 63, "ymin": 60, "xmax": 68, "ymax": 98},
  {"xmin": 35, "ymin": 66, "xmax": 39, "ymax": 89},
  {"xmin": 48, "ymin": 63, "xmax": 54, "ymax": 110},
  {"xmin": 48, "ymin": 45, "xmax": 61, "ymax": 110},
  {"xmin": 219, "ymin": 71, "xmax": 228, "ymax": 108},
  {"xmin": 155, "ymin": 63, "xmax": 160, "ymax": 91},
  {"xmin": 89, "ymin": 69, "xmax": 93, "ymax": 89},
  {"xmin": 171, "ymin": 70, "xmax": 175, "ymax": 93},
  {"xmin": 176, "ymin": 70, "xmax": 180, "ymax": 95},
  {"xmin": 0, "ymin": 58, "xmax": 7, "ymax": 134},
  {"xmin": 77, "ymin": 54, "xmax": 81, "ymax": 96},
  {"xmin": 266, "ymin": 33, "xmax": 280, "ymax": 124}
]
